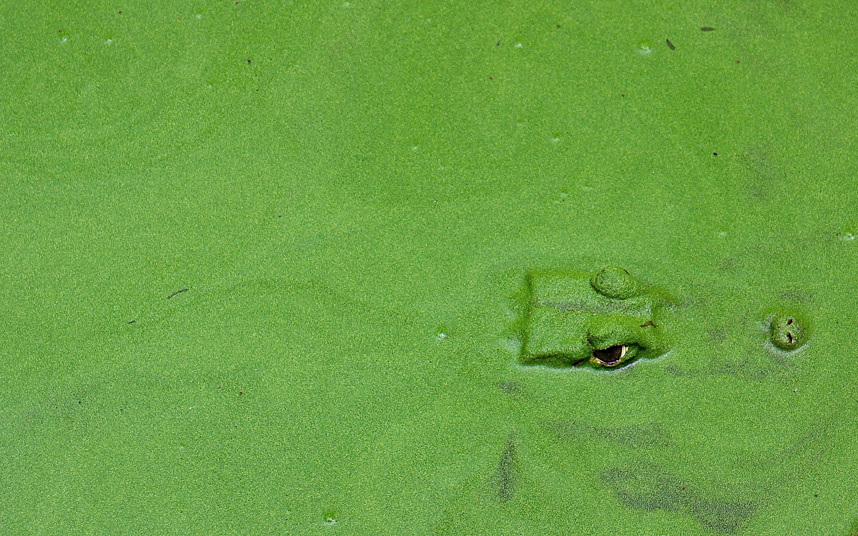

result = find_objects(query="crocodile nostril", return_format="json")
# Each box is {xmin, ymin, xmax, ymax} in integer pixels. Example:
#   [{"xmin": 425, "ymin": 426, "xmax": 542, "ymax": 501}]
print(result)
[
  {"xmin": 593, "ymin": 345, "xmax": 627, "ymax": 367},
  {"xmin": 769, "ymin": 312, "xmax": 807, "ymax": 351}
]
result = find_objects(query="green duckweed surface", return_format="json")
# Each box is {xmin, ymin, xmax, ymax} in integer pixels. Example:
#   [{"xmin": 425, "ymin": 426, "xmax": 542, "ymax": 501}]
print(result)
[{"xmin": 2, "ymin": 1, "xmax": 858, "ymax": 534}]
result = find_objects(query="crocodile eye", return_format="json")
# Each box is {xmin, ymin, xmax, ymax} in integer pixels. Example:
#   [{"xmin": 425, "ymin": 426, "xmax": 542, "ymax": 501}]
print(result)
[
  {"xmin": 591, "ymin": 266, "xmax": 639, "ymax": 299},
  {"xmin": 593, "ymin": 345, "xmax": 627, "ymax": 367},
  {"xmin": 519, "ymin": 268, "xmax": 673, "ymax": 369}
]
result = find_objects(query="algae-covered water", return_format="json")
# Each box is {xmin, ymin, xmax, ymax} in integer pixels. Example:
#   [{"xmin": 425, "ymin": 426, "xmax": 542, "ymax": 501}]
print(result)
[{"xmin": 2, "ymin": 1, "xmax": 857, "ymax": 534}]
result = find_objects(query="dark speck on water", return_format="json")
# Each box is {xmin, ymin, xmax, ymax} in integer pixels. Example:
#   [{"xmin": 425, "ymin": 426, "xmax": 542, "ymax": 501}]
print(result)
[
  {"xmin": 701, "ymin": 26, "xmax": 715, "ymax": 31},
  {"xmin": 497, "ymin": 381, "xmax": 521, "ymax": 395},
  {"xmin": 167, "ymin": 288, "xmax": 189, "ymax": 299},
  {"xmin": 666, "ymin": 39, "xmax": 676, "ymax": 50}
]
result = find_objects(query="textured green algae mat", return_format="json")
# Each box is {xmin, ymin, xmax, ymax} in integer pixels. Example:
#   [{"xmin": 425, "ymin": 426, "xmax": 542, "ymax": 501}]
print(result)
[{"xmin": 2, "ymin": 0, "xmax": 858, "ymax": 534}]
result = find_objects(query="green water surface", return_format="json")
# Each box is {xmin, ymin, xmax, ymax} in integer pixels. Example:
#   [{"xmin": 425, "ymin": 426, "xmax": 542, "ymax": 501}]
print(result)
[{"xmin": 2, "ymin": 1, "xmax": 858, "ymax": 534}]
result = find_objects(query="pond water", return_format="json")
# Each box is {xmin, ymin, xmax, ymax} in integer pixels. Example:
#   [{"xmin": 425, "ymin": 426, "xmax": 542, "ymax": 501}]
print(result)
[{"xmin": 1, "ymin": 1, "xmax": 856, "ymax": 534}]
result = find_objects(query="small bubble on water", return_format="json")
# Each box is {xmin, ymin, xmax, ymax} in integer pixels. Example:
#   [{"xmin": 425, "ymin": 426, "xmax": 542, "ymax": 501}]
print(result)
[
  {"xmin": 636, "ymin": 40, "xmax": 653, "ymax": 54},
  {"xmin": 323, "ymin": 511, "xmax": 338, "ymax": 525},
  {"xmin": 514, "ymin": 42, "xmax": 524, "ymax": 49}
]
